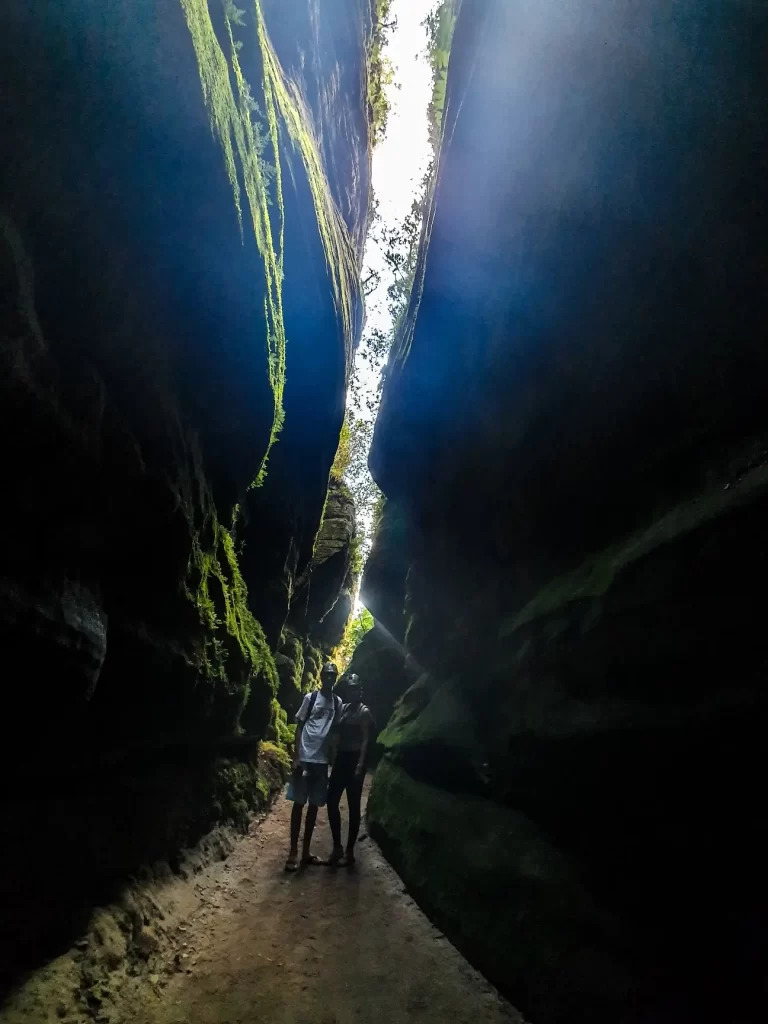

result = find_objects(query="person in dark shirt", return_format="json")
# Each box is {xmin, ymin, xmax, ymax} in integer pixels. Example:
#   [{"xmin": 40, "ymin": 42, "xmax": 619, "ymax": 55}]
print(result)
[{"xmin": 326, "ymin": 673, "xmax": 372, "ymax": 867}]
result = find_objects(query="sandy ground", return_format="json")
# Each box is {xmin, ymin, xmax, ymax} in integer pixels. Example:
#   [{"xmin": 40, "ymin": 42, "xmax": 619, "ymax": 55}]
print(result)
[{"xmin": 112, "ymin": 783, "xmax": 523, "ymax": 1024}]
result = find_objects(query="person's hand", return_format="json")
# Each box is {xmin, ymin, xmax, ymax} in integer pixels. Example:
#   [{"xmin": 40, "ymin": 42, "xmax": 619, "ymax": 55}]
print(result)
[
  {"xmin": 292, "ymin": 757, "xmax": 302, "ymax": 774},
  {"xmin": 355, "ymin": 762, "xmax": 364, "ymax": 777}
]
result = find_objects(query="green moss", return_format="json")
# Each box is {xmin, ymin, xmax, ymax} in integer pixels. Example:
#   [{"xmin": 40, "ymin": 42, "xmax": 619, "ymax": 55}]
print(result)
[
  {"xmin": 424, "ymin": 1, "xmax": 460, "ymax": 151},
  {"xmin": 278, "ymin": 626, "xmax": 304, "ymax": 694},
  {"xmin": 368, "ymin": 0, "xmax": 396, "ymax": 143},
  {"xmin": 368, "ymin": 759, "xmax": 633, "ymax": 1018},
  {"xmin": 267, "ymin": 697, "xmax": 295, "ymax": 747},
  {"xmin": 260, "ymin": 738, "xmax": 291, "ymax": 772},
  {"xmin": 501, "ymin": 462, "xmax": 768, "ymax": 637},
  {"xmin": 184, "ymin": 487, "xmax": 277, "ymax": 726},
  {"xmin": 180, "ymin": 0, "xmax": 285, "ymax": 475},
  {"xmin": 280, "ymin": 627, "xmax": 303, "ymax": 669},
  {"xmin": 370, "ymin": 759, "xmax": 575, "ymax": 896},
  {"xmin": 302, "ymin": 642, "xmax": 323, "ymax": 692},
  {"xmin": 213, "ymin": 758, "xmax": 272, "ymax": 830},
  {"xmin": 180, "ymin": 0, "xmax": 360, "ymax": 486},
  {"xmin": 377, "ymin": 674, "xmax": 477, "ymax": 756},
  {"xmin": 336, "ymin": 605, "xmax": 373, "ymax": 668},
  {"xmin": 257, "ymin": 5, "xmax": 359, "ymax": 345},
  {"xmin": 330, "ymin": 415, "xmax": 351, "ymax": 482}
]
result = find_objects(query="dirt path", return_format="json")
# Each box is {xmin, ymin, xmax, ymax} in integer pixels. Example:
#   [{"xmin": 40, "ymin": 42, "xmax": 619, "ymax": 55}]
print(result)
[{"xmin": 114, "ymin": 784, "xmax": 522, "ymax": 1024}]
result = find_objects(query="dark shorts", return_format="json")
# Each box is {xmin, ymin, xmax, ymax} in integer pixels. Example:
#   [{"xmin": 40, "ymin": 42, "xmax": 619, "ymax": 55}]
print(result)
[{"xmin": 286, "ymin": 762, "xmax": 328, "ymax": 807}]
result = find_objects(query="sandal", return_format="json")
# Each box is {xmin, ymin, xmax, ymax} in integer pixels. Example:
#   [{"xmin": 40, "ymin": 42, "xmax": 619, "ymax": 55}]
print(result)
[
  {"xmin": 327, "ymin": 847, "xmax": 344, "ymax": 867},
  {"xmin": 301, "ymin": 853, "xmax": 324, "ymax": 867},
  {"xmin": 339, "ymin": 852, "xmax": 356, "ymax": 868},
  {"xmin": 284, "ymin": 855, "xmax": 299, "ymax": 873}
]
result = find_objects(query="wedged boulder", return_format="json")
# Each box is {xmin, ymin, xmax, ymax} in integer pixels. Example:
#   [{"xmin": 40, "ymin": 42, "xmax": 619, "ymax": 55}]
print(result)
[
  {"xmin": 279, "ymin": 478, "xmax": 358, "ymax": 652},
  {"xmin": 311, "ymin": 484, "xmax": 357, "ymax": 587}
]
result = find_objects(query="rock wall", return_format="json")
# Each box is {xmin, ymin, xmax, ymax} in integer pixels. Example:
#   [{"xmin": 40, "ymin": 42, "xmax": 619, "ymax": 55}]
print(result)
[
  {"xmin": 343, "ymin": 499, "xmax": 412, "ymax": 748},
  {"xmin": 366, "ymin": 2, "xmax": 768, "ymax": 1022},
  {"xmin": 0, "ymin": 0, "xmax": 369, "ymax": 991}
]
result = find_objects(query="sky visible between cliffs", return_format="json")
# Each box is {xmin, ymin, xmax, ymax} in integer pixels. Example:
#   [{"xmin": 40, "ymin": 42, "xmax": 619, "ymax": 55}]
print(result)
[
  {"xmin": 350, "ymin": 0, "xmax": 439, "ymax": 615},
  {"xmin": 355, "ymin": 0, "xmax": 439, "ymax": 420}
]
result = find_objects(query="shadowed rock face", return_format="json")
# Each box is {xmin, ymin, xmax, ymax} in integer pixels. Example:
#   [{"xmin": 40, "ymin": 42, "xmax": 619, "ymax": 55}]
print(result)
[
  {"xmin": 344, "ymin": 623, "xmax": 408, "ymax": 762},
  {"xmin": 366, "ymin": 1, "xmax": 768, "ymax": 1021},
  {"xmin": 0, "ymin": 0, "xmax": 368, "ymax": 989},
  {"xmin": 360, "ymin": 499, "xmax": 410, "ymax": 643}
]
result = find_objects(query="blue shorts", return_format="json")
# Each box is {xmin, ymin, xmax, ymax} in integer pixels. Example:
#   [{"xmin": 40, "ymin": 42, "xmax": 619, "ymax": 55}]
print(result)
[{"xmin": 286, "ymin": 763, "xmax": 328, "ymax": 807}]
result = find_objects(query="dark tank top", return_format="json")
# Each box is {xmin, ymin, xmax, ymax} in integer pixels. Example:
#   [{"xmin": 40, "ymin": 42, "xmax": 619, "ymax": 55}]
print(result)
[{"xmin": 337, "ymin": 702, "xmax": 371, "ymax": 752}]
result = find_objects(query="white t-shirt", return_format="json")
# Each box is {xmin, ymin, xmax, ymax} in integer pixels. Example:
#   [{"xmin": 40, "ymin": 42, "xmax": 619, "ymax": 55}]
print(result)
[{"xmin": 296, "ymin": 691, "xmax": 339, "ymax": 764}]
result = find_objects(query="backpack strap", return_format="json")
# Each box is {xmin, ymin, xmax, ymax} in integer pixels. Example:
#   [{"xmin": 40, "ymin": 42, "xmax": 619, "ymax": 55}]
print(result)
[{"xmin": 307, "ymin": 689, "xmax": 341, "ymax": 721}]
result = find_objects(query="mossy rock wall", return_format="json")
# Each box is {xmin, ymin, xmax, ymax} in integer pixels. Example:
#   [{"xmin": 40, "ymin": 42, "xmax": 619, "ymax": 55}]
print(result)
[
  {"xmin": 366, "ymin": 1, "xmax": 768, "ymax": 1021},
  {"xmin": 0, "ymin": 0, "xmax": 368, "ymax": 991}
]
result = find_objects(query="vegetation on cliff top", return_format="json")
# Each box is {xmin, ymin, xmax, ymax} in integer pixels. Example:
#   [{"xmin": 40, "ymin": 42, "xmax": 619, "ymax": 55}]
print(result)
[
  {"xmin": 331, "ymin": 413, "xmax": 382, "ymax": 562},
  {"xmin": 337, "ymin": 606, "xmax": 375, "ymax": 668},
  {"xmin": 368, "ymin": 0, "xmax": 458, "ymax": 379},
  {"xmin": 352, "ymin": 0, "xmax": 459, "ymax": 415},
  {"xmin": 368, "ymin": 1, "xmax": 397, "ymax": 143},
  {"xmin": 423, "ymin": 0, "xmax": 460, "ymax": 150}
]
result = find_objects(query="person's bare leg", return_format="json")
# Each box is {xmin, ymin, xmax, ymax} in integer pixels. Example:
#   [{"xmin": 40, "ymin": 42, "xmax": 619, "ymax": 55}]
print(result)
[
  {"xmin": 326, "ymin": 764, "xmax": 344, "ymax": 863},
  {"xmin": 302, "ymin": 804, "xmax": 319, "ymax": 863},
  {"xmin": 341, "ymin": 773, "xmax": 364, "ymax": 867},
  {"xmin": 286, "ymin": 802, "xmax": 303, "ymax": 870},
  {"xmin": 346, "ymin": 774, "xmax": 364, "ymax": 861}
]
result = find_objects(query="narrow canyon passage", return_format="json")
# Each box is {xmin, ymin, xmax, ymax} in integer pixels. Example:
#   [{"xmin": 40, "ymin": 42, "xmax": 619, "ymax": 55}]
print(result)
[
  {"xmin": 2, "ymin": 1, "xmax": 767, "ymax": 1022},
  {"xmin": 124, "ymin": 794, "xmax": 518, "ymax": 1024},
  {"xmin": 5, "ymin": 790, "xmax": 520, "ymax": 1024}
]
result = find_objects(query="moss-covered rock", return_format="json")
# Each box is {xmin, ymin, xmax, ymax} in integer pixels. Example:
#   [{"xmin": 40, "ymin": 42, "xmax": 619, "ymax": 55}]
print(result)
[
  {"xmin": 212, "ymin": 747, "xmax": 288, "ymax": 832},
  {"xmin": 0, "ymin": 0, "xmax": 370, "ymax": 986},
  {"xmin": 365, "ymin": 1, "xmax": 768, "ymax": 1020},
  {"xmin": 369, "ymin": 759, "xmax": 634, "ymax": 1023},
  {"xmin": 370, "ymin": 464, "xmax": 768, "ymax": 1021},
  {"xmin": 305, "ymin": 480, "xmax": 357, "ymax": 647},
  {"xmin": 301, "ymin": 642, "xmax": 324, "ymax": 692}
]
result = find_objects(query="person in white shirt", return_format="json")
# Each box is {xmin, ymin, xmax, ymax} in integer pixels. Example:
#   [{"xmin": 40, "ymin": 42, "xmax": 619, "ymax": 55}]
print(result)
[{"xmin": 285, "ymin": 662, "xmax": 342, "ymax": 872}]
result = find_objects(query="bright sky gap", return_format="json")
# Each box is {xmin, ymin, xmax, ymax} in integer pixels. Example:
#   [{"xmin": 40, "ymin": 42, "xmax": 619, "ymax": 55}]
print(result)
[{"xmin": 353, "ymin": 0, "xmax": 440, "ymax": 421}]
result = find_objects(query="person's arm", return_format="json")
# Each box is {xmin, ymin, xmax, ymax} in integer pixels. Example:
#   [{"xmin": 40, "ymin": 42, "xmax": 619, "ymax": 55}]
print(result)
[
  {"xmin": 293, "ymin": 722, "xmax": 304, "ymax": 771},
  {"xmin": 293, "ymin": 697, "xmax": 309, "ymax": 771},
  {"xmin": 328, "ymin": 696, "xmax": 342, "ymax": 764},
  {"xmin": 355, "ymin": 712, "xmax": 371, "ymax": 776}
]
